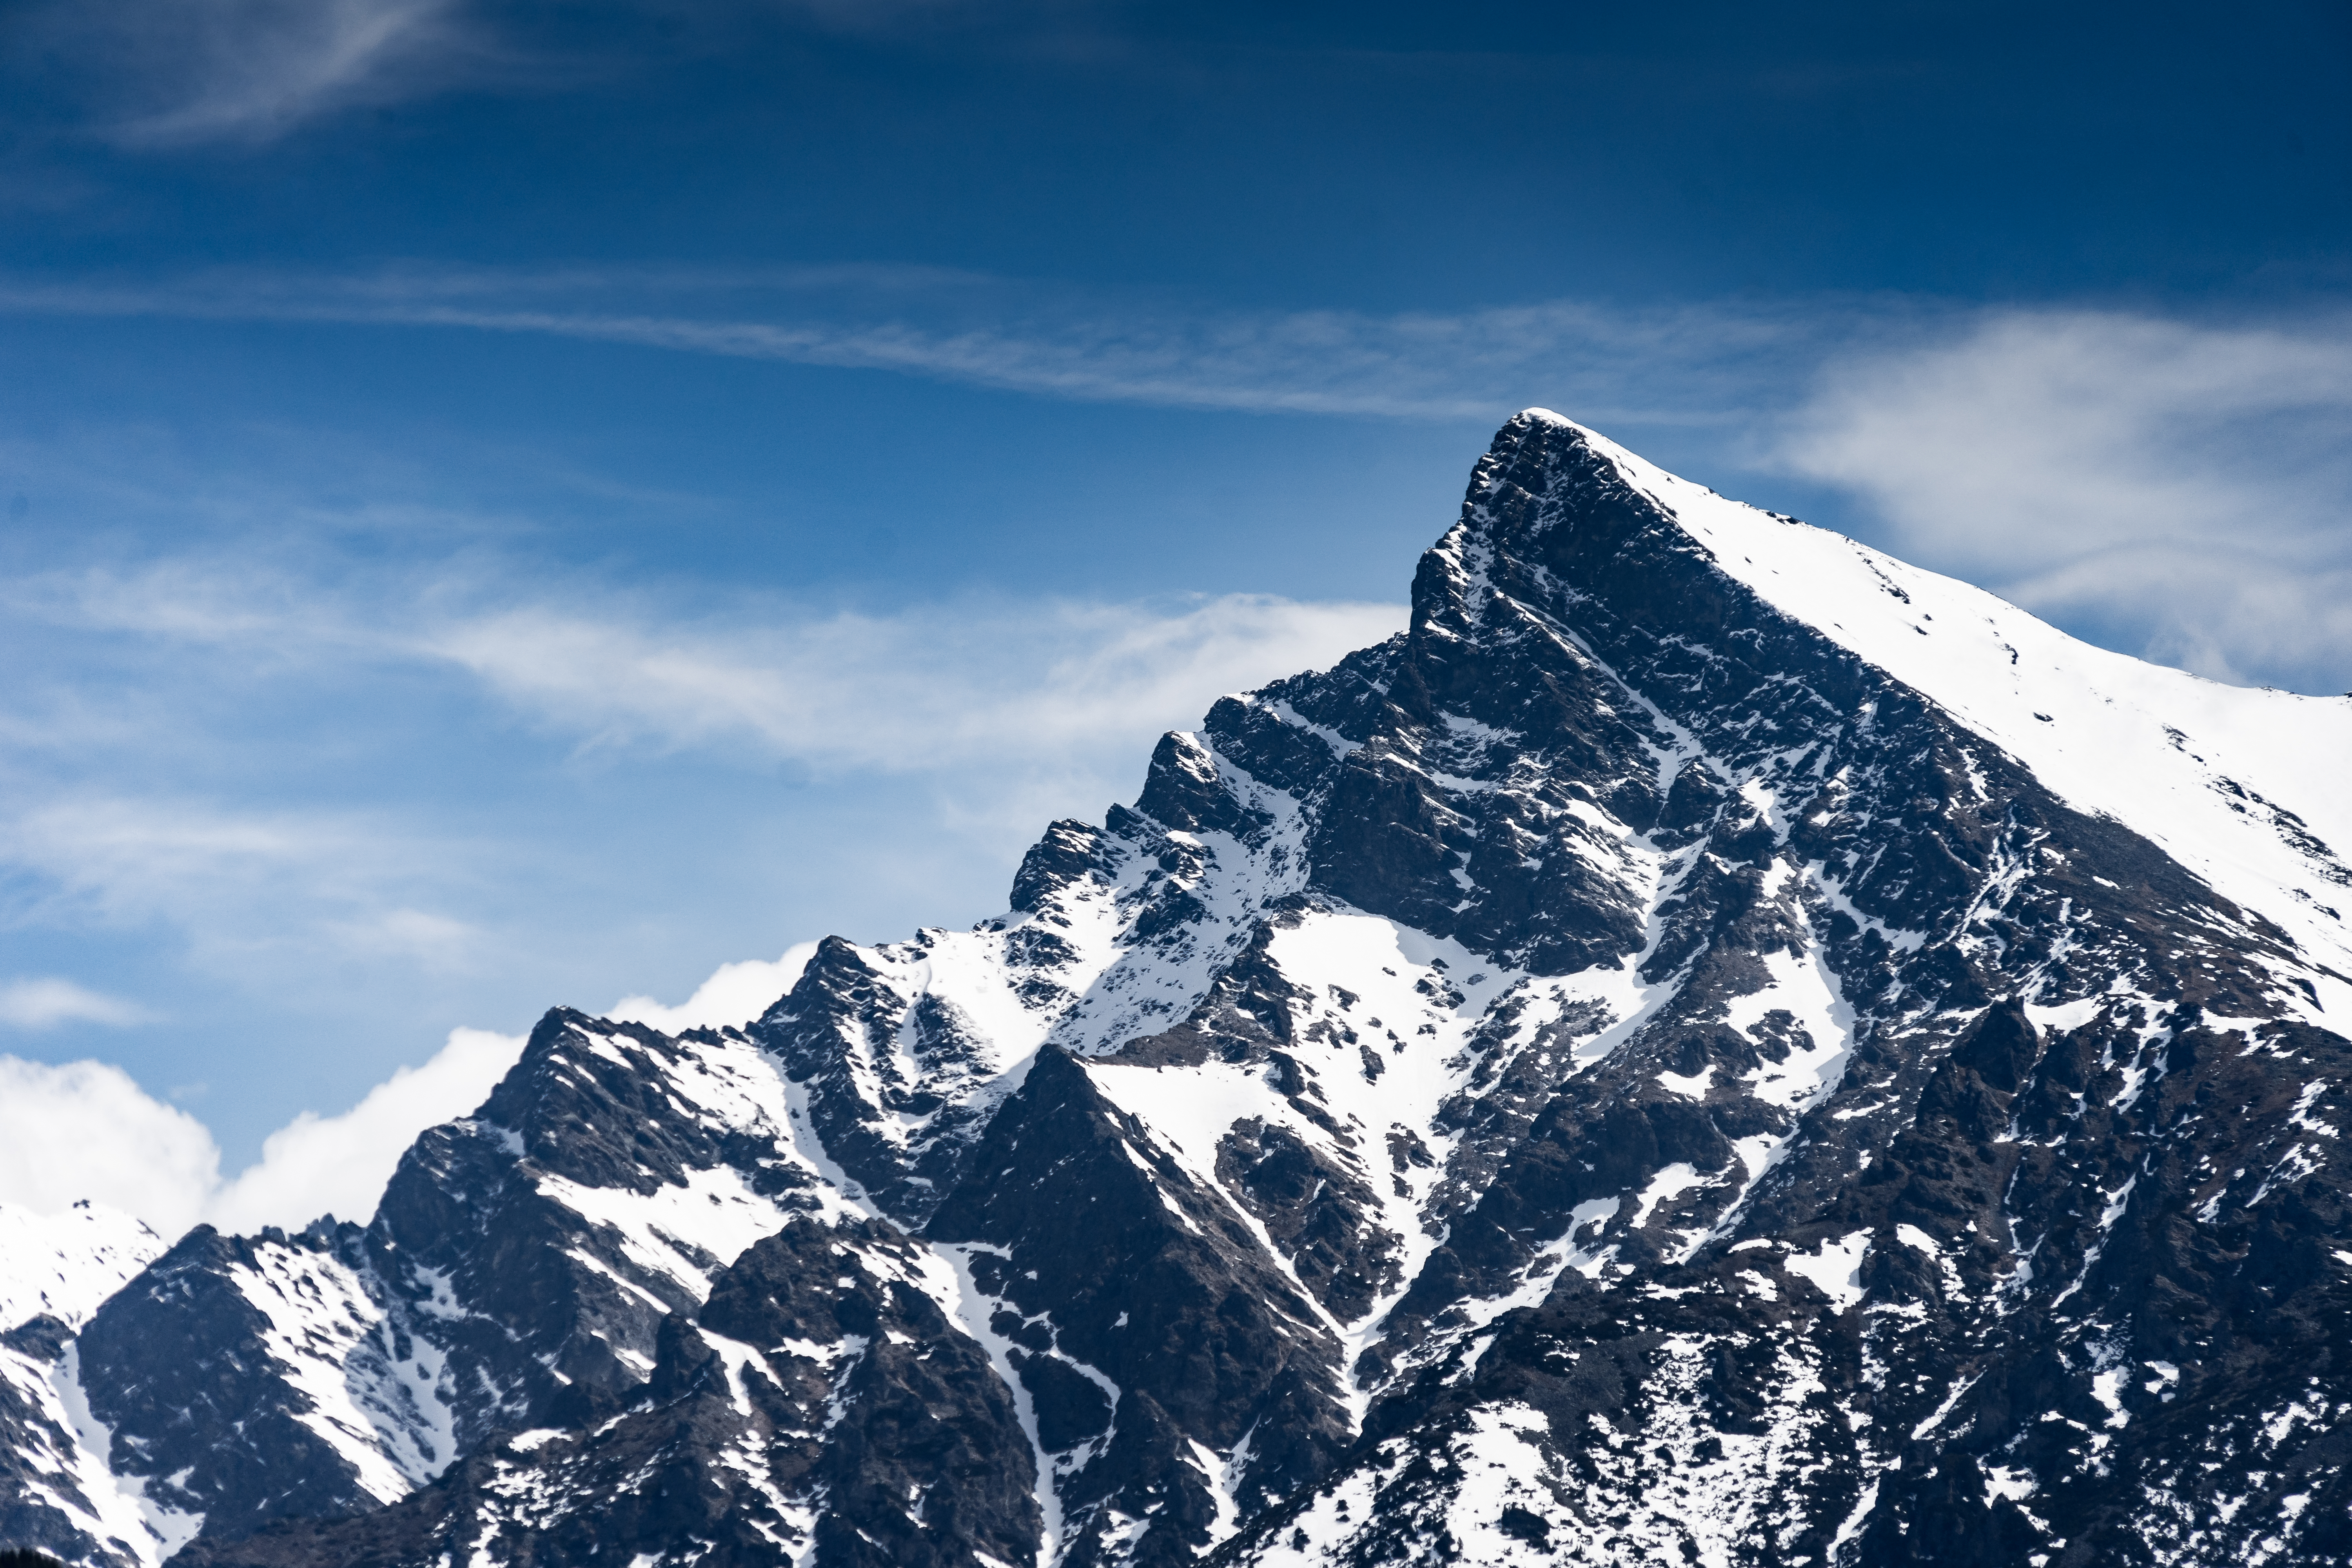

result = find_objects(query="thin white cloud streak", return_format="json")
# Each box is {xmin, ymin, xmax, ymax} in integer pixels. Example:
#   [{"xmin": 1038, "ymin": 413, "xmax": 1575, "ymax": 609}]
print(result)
[
  {"xmin": 1777, "ymin": 309, "xmax": 2352, "ymax": 690},
  {"xmin": 0, "ymin": 977, "xmax": 152, "ymax": 1029},
  {"xmin": 30, "ymin": 0, "xmax": 473, "ymax": 147},
  {"xmin": 428, "ymin": 593, "xmax": 1406, "ymax": 770},
  {"xmin": 354, "ymin": 300, "xmax": 1756, "ymax": 420},
  {"xmin": 0, "ymin": 270, "xmax": 1811, "ymax": 422},
  {"xmin": 0, "ymin": 1025, "xmax": 522, "ymax": 1236}
]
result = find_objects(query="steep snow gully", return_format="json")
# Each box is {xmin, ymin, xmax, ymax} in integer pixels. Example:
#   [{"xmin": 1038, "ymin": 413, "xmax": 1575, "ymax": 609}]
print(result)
[{"xmin": 4, "ymin": 412, "xmax": 2348, "ymax": 1568}]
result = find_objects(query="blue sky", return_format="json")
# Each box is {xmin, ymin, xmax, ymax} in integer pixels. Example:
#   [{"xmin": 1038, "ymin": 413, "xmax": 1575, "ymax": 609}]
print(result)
[{"xmin": 1, "ymin": 0, "xmax": 2347, "ymax": 1225}]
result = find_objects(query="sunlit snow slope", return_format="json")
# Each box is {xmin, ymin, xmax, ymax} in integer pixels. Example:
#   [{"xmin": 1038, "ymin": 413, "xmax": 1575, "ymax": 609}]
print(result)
[{"xmin": 1582, "ymin": 412, "xmax": 2352, "ymax": 1003}]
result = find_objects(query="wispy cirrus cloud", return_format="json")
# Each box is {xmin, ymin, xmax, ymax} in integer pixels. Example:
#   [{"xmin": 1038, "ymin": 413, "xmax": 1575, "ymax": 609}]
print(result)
[
  {"xmin": 2, "ymin": 538, "xmax": 1404, "ymax": 1007},
  {"xmin": 1775, "ymin": 308, "xmax": 2352, "ymax": 692},
  {"xmin": 5, "ymin": 267, "xmax": 2348, "ymax": 697},
  {"xmin": 9, "ymin": 0, "xmax": 1081, "ymax": 152},
  {"xmin": 11, "ymin": 548, "xmax": 1406, "ymax": 775},
  {"xmin": 20, "ymin": 0, "xmax": 479, "ymax": 147},
  {"xmin": 0, "ymin": 794, "xmax": 492, "ymax": 969},
  {"xmin": 424, "ymin": 591, "xmax": 1405, "ymax": 770},
  {"xmin": 0, "ymin": 977, "xmax": 152, "ymax": 1030},
  {"xmin": 0, "ymin": 265, "xmax": 1818, "ymax": 422}
]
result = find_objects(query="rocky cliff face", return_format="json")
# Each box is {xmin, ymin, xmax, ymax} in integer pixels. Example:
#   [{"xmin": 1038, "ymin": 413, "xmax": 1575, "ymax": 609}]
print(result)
[{"xmin": 4, "ymin": 412, "xmax": 2347, "ymax": 1568}]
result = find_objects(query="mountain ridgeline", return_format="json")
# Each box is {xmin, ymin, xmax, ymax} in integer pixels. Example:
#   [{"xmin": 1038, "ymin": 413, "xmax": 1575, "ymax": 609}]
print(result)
[{"xmin": 3, "ymin": 412, "xmax": 2348, "ymax": 1568}]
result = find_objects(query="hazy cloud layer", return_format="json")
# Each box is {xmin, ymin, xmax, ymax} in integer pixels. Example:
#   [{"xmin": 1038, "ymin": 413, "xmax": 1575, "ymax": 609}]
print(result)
[{"xmin": 3, "ymin": 548, "xmax": 1403, "ymax": 1014}]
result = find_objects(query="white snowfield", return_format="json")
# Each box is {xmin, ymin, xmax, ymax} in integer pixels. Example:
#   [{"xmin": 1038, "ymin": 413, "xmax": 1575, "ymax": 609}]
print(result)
[{"xmin": 0, "ymin": 1201, "xmax": 163, "ymax": 1335}]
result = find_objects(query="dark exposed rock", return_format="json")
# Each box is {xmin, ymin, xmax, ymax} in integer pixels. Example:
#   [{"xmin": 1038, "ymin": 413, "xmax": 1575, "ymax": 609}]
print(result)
[
  {"xmin": 76, "ymin": 1227, "xmax": 394, "ymax": 1545},
  {"xmin": 926, "ymin": 1046, "xmax": 1354, "ymax": 1566}
]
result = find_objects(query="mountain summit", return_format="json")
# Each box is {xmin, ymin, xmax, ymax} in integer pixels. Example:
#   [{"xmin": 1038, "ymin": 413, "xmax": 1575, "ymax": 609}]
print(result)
[{"xmin": 4, "ymin": 412, "xmax": 2347, "ymax": 1567}]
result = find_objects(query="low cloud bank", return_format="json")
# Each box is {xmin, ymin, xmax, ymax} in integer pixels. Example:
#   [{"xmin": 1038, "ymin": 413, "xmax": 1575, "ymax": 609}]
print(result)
[
  {"xmin": 608, "ymin": 942, "xmax": 818, "ymax": 1035},
  {"xmin": 201, "ymin": 1024, "xmax": 526, "ymax": 1233},
  {"xmin": 0, "ymin": 934, "xmax": 825, "ymax": 1239},
  {"xmin": 0, "ymin": 1028, "xmax": 518, "ymax": 1238},
  {"xmin": 0, "ymin": 1056, "xmax": 223, "ymax": 1236},
  {"xmin": 0, "ymin": 935, "xmax": 824, "ymax": 1239}
]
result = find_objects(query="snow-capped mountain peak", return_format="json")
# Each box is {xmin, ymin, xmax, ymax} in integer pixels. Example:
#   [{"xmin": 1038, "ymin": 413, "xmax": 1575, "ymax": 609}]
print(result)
[
  {"xmin": 1513, "ymin": 408, "xmax": 2352, "ymax": 999},
  {"xmin": 4, "ymin": 413, "xmax": 2345, "ymax": 1568}
]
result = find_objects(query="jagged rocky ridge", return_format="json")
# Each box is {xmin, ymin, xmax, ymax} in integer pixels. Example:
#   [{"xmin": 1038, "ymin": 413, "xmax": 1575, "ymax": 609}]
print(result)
[{"xmin": 2, "ymin": 412, "xmax": 2348, "ymax": 1568}]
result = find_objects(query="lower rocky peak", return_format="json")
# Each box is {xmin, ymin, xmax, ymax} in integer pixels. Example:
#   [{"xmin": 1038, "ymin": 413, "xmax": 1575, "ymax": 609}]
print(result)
[
  {"xmin": 926, "ymin": 1045, "xmax": 1355, "ymax": 1565},
  {"xmin": 177, "ymin": 1214, "xmax": 1039, "ymax": 1568}
]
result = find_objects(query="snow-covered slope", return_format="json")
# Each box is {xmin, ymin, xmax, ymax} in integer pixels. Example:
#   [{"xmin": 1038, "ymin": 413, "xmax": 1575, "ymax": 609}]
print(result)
[
  {"xmin": 7, "ymin": 412, "xmax": 2347, "ymax": 1568},
  {"xmin": 0, "ymin": 1203, "xmax": 171, "ymax": 1566},
  {"xmin": 0, "ymin": 1202, "xmax": 163, "ymax": 1334},
  {"xmin": 1578, "ymin": 409, "xmax": 2352, "ymax": 1000}
]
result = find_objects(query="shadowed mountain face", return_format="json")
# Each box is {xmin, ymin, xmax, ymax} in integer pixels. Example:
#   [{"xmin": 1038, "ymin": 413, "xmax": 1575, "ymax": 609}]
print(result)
[{"xmin": 5, "ymin": 413, "xmax": 2348, "ymax": 1568}]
